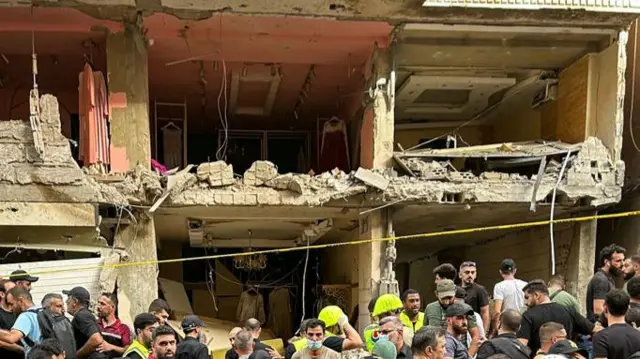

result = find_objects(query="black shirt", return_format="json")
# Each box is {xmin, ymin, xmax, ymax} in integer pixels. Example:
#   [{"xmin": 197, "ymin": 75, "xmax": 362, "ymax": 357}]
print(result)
[
  {"xmin": 463, "ymin": 283, "xmax": 490, "ymax": 314},
  {"xmin": 586, "ymin": 270, "xmax": 615, "ymax": 322},
  {"xmin": 517, "ymin": 302, "xmax": 594, "ymax": 355},
  {"xmin": 322, "ymin": 337, "xmax": 345, "ymax": 352},
  {"xmin": 0, "ymin": 306, "xmax": 22, "ymax": 359},
  {"xmin": 177, "ymin": 336, "xmax": 209, "ymax": 359},
  {"xmin": 396, "ymin": 344, "xmax": 412, "ymax": 359},
  {"xmin": 226, "ymin": 349, "xmax": 271, "ymax": 359},
  {"xmin": 593, "ymin": 323, "xmax": 640, "ymax": 359},
  {"xmin": 72, "ymin": 307, "xmax": 108, "ymax": 359},
  {"xmin": 476, "ymin": 333, "xmax": 530, "ymax": 359}
]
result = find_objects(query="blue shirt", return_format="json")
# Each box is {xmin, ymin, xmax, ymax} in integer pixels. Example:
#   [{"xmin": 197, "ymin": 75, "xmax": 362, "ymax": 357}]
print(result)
[{"xmin": 12, "ymin": 306, "xmax": 42, "ymax": 356}]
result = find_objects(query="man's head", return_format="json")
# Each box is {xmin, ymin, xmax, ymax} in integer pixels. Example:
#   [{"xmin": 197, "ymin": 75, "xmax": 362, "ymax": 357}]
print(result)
[
  {"xmin": 548, "ymin": 339, "xmax": 588, "ymax": 359},
  {"xmin": 604, "ymin": 289, "xmax": 630, "ymax": 318},
  {"xmin": 523, "ymin": 280, "xmax": 549, "ymax": 308},
  {"xmin": 626, "ymin": 306, "xmax": 640, "ymax": 327},
  {"xmin": 27, "ymin": 338, "xmax": 66, "ymax": 359},
  {"xmin": 498, "ymin": 310, "xmax": 521, "ymax": 334},
  {"xmin": 229, "ymin": 327, "xmax": 243, "ymax": 348},
  {"xmin": 42, "ymin": 293, "xmax": 65, "ymax": 315},
  {"xmin": 499, "ymin": 259, "xmax": 517, "ymax": 277},
  {"xmin": 244, "ymin": 318, "xmax": 262, "ymax": 338},
  {"xmin": 0, "ymin": 280, "xmax": 15, "ymax": 307},
  {"xmin": 445, "ymin": 303, "xmax": 473, "ymax": 336},
  {"xmin": 304, "ymin": 319, "xmax": 326, "ymax": 349},
  {"xmin": 134, "ymin": 312, "xmax": 160, "ymax": 348},
  {"xmin": 459, "ymin": 261, "xmax": 477, "ymax": 286},
  {"xmin": 6, "ymin": 286, "xmax": 33, "ymax": 314},
  {"xmin": 63, "ymin": 287, "xmax": 90, "ymax": 315},
  {"xmin": 411, "ymin": 326, "xmax": 446, "ymax": 359},
  {"xmin": 623, "ymin": 255, "xmax": 640, "ymax": 281},
  {"xmin": 152, "ymin": 325, "xmax": 177, "ymax": 359},
  {"xmin": 379, "ymin": 316, "xmax": 405, "ymax": 350},
  {"xmin": 373, "ymin": 340, "xmax": 397, "ymax": 359},
  {"xmin": 401, "ymin": 289, "xmax": 421, "ymax": 316},
  {"xmin": 372, "ymin": 294, "xmax": 403, "ymax": 319},
  {"xmin": 433, "ymin": 264, "xmax": 457, "ymax": 284},
  {"xmin": 548, "ymin": 274, "xmax": 566, "ymax": 289},
  {"xmin": 599, "ymin": 244, "xmax": 626, "ymax": 277},
  {"xmin": 435, "ymin": 280, "xmax": 456, "ymax": 308},
  {"xmin": 539, "ymin": 322, "xmax": 567, "ymax": 352},
  {"xmin": 182, "ymin": 315, "xmax": 204, "ymax": 339},
  {"xmin": 97, "ymin": 292, "xmax": 118, "ymax": 320},
  {"xmin": 628, "ymin": 276, "xmax": 640, "ymax": 301},
  {"xmin": 235, "ymin": 330, "xmax": 255, "ymax": 356},
  {"xmin": 149, "ymin": 299, "xmax": 171, "ymax": 325},
  {"xmin": 9, "ymin": 270, "xmax": 38, "ymax": 292},
  {"xmin": 454, "ymin": 287, "xmax": 466, "ymax": 305}
]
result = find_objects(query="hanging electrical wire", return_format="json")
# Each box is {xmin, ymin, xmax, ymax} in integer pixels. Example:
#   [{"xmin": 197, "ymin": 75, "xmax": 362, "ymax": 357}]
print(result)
[
  {"xmin": 300, "ymin": 236, "xmax": 310, "ymax": 322},
  {"xmin": 215, "ymin": 15, "xmax": 229, "ymax": 161},
  {"xmin": 549, "ymin": 151, "xmax": 574, "ymax": 275}
]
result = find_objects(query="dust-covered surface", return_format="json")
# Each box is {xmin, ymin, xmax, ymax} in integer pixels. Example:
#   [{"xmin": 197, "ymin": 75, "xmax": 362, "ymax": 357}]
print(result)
[
  {"xmin": 4, "ymin": 0, "xmax": 638, "ymax": 28},
  {"xmin": 0, "ymin": 95, "xmax": 621, "ymax": 210},
  {"xmin": 0, "ymin": 94, "xmax": 109, "ymax": 204},
  {"xmin": 157, "ymin": 137, "xmax": 622, "ymax": 208}
]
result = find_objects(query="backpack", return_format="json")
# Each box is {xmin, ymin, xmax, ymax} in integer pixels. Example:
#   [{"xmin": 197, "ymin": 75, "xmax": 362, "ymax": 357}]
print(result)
[
  {"xmin": 25, "ymin": 308, "xmax": 77, "ymax": 359},
  {"xmin": 486, "ymin": 337, "xmax": 531, "ymax": 359}
]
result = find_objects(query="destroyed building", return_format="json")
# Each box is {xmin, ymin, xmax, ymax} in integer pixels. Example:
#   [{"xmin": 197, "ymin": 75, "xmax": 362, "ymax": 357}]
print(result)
[{"xmin": 0, "ymin": 0, "xmax": 636, "ymax": 343}]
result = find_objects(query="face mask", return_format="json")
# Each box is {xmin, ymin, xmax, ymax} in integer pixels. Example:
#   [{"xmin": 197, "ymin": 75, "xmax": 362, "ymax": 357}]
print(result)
[
  {"xmin": 308, "ymin": 340, "xmax": 323, "ymax": 350},
  {"xmin": 239, "ymin": 355, "xmax": 250, "ymax": 359},
  {"xmin": 377, "ymin": 334, "xmax": 389, "ymax": 342}
]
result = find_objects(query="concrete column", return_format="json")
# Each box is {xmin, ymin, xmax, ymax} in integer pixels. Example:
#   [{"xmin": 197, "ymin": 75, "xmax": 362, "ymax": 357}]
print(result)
[
  {"xmin": 565, "ymin": 214, "xmax": 597, "ymax": 315},
  {"xmin": 357, "ymin": 46, "xmax": 395, "ymax": 331},
  {"xmin": 106, "ymin": 23, "xmax": 158, "ymax": 320},
  {"xmin": 107, "ymin": 23, "xmax": 151, "ymax": 170},
  {"xmin": 113, "ymin": 213, "xmax": 158, "ymax": 323},
  {"xmin": 358, "ymin": 211, "xmax": 385, "ymax": 331}
]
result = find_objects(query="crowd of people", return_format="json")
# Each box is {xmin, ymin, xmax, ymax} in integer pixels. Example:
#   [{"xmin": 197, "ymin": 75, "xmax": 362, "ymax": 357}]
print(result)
[
  {"xmin": 2, "ymin": 242, "xmax": 640, "ymax": 359},
  {"xmin": 278, "ymin": 244, "xmax": 640, "ymax": 359}
]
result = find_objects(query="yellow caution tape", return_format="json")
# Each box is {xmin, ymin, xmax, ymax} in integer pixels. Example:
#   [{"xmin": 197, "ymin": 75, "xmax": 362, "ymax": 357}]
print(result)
[{"xmin": 8, "ymin": 209, "xmax": 640, "ymax": 277}]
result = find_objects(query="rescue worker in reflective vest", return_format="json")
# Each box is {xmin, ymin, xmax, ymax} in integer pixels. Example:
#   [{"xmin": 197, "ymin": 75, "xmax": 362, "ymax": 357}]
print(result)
[
  {"xmin": 363, "ymin": 294, "xmax": 408, "ymax": 352},
  {"xmin": 399, "ymin": 289, "xmax": 424, "ymax": 336},
  {"xmin": 124, "ymin": 313, "xmax": 159, "ymax": 359}
]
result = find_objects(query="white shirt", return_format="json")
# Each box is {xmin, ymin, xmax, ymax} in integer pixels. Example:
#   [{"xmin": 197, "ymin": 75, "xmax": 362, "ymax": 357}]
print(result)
[{"xmin": 493, "ymin": 279, "xmax": 528, "ymax": 312}]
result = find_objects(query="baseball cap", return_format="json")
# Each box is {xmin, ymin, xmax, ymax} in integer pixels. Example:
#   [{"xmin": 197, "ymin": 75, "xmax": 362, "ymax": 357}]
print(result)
[
  {"xmin": 9, "ymin": 270, "xmax": 39, "ymax": 283},
  {"xmin": 134, "ymin": 313, "xmax": 159, "ymax": 331},
  {"xmin": 373, "ymin": 339, "xmax": 398, "ymax": 359},
  {"xmin": 436, "ymin": 279, "xmax": 456, "ymax": 299},
  {"xmin": 445, "ymin": 303, "xmax": 474, "ymax": 317},
  {"xmin": 548, "ymin": 339, "xmax": 588, "ymax": 358},
  {"xmin": 500, "ymin": 258, "xmax": 516, "ymax": 273},
  {"xmin": 181, "ymin": 314, "xmax": 204, "ymax": 332},
  {"xmin": 62, "ymin": 287, "xmax": 90, "ymax": 304}
]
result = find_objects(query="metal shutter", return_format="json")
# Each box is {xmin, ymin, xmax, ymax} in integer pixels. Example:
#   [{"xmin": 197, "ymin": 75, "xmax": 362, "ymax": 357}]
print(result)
[{"xmin": 0, "ymin": 257, "xmax": 105, "ymax": 306}]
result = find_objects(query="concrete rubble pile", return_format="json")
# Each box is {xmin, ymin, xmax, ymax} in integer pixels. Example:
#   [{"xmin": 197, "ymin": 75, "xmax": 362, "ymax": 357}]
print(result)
[{"xmin": 0, "ymin": 94, "xmax": 106, "ymax": 203}]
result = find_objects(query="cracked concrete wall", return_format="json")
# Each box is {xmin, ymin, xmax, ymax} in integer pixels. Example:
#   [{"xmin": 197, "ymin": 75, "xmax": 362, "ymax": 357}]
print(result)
[{"xmin": 0, "ymin": 94, "xmax": 103, "ymax": 203}]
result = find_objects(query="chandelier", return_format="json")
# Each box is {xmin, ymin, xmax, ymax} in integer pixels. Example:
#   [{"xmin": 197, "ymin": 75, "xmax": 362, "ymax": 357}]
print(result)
[{"xmin": 233, "ymin": 248, "xmax": 267, "ymax": 271}]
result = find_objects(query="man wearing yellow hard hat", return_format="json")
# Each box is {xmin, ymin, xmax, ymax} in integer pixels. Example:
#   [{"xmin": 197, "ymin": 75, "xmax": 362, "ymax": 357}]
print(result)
[{"xmin": 363, "ymin": 294, "xmax": 413, "ymax": 352}]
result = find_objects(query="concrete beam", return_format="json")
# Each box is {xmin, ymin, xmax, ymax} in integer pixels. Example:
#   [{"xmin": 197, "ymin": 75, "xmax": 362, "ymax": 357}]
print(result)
[
  {"xmin": 201, "ymin": 239, "xmax": 297, "ymax": 248},
  {"xmin": 0, "ymin": 202, "xmax": 97, "ymax": 227}
]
